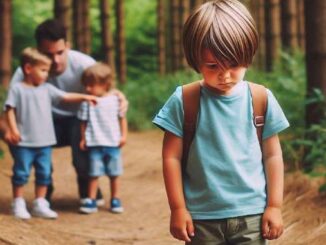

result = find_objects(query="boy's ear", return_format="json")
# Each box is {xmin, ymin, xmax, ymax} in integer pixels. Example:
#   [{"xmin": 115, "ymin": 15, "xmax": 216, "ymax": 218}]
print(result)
[{"xmin": 23, "ymin": 63, "xmax": 32, "ymax": 74}]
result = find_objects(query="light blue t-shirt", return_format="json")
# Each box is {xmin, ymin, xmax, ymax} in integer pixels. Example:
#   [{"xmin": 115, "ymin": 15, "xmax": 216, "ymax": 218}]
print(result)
[
  {"xmin": 10, "ymin": 50, "xmax": 95, "ymax": 117},
  {"xmin": 153, "ymin": 81, "xmax": 289, "ymax": 220},
  {"xmin": 4, "ymin": 82, "xmax": 66, "ymax": 147}
]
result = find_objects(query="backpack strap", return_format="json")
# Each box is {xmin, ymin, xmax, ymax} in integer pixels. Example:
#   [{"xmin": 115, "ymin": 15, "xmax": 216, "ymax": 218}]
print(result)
[
  {"xmin": 182, "ymin": 81, "xmax": 201, "ymax": 171},
  {"xmin": 248, "ymin": 82, "xmax": 268, "ymax": 149}
]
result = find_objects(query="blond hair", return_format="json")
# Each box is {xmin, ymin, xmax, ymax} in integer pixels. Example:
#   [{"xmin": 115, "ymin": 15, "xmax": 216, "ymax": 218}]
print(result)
[
  {"xmin": 21, "ymin": 47, "xmax": 51, "ymax": 72},
  {"xmin": 183, "ymin": 0, "xmax": 258, "ymax": 72},
  {"xmin": 81, "ymin": 62, "xmax": 114, "ymax": 90}
]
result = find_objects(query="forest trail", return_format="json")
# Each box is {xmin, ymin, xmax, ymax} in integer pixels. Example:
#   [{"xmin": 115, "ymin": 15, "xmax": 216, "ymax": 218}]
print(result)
[{"xmin": 0, "ymin": 130, "xmax": 325, "ymax": 245}]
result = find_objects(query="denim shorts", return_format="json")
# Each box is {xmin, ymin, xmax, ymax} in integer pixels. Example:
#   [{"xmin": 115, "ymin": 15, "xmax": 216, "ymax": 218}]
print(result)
[
  {"xmin": 9, "ymin": 146, "xmax": 52, "ymax": 186},
  {"xmin": 187, "ymin": 214, "xmax": 267, "ymax": 245},
  {"xmin": 88, "ymin": 146, "xmax": 122, "ymax": 177}
]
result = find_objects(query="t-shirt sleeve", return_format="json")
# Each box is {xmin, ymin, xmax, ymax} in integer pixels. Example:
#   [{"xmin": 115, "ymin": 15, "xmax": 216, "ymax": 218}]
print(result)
[
  {"xmin": 4, "ymin": 85, "xmax": 18, "ymax": 111},
  {"xmin": 77, "ymin": 101, "xmax": 89, "ymax": 121},
  {"xmin": 262, "ymin": 89, "xmax": 290, "ymax": 139},
  {"xmin": 46, "ymin": 83, "xmax": 67, "ymax": 105},
  {"xmin": 152, "ymin": 86, "xmax": 184, "ymax": 137},
  {"xmin": 10, "ymin": 67, "xmax": 24, "ymax": 85}
]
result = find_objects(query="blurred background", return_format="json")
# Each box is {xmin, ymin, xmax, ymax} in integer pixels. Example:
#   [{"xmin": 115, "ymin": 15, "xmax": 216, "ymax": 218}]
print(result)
[{"xmin": 0, "ymin": 0, "xmax": 325, "ymax": 192}]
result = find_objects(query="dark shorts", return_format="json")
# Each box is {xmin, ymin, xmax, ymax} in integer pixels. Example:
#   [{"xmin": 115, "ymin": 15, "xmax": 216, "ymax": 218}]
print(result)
[{"xmin": 187, "ymin": 214, "xmax": 267, "ymax": 245}]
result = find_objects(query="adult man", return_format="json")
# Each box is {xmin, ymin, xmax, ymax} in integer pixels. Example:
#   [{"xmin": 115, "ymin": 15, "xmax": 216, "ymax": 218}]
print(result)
[{"xmin": 6, "ymin": 19, "xmax": 128, "ymax": 205}]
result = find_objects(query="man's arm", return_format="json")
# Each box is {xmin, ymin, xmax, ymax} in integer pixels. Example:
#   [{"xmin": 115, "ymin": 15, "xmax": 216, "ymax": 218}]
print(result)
[
  {"xmin": 162, "ymin": 131, "xmax": 194, "ymax": 242},
  {"xmin": 111, "ymin": 89, "xmax": 128, "ymax": 116},
  {"xmin": 262, "ymin": 134, "xmax": 284, "ymax": 240}
]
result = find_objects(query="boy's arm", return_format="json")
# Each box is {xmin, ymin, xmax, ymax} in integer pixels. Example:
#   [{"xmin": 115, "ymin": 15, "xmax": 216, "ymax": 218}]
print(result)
[
  {"xmin": 111, "ymin": 89, "xmax": 128, "ymax": 116},
  {"xmin": 163, "ymin": 131, "xmax": 194, "ymax": 242},
  {"xmin": 79, "ymin": 121, "xmax": 87, "ymax": 151},
  {"xmin": 119, "ymin": 117, "xmax": 128, "ymax": 147},
  {"xmin": 62, "ymin": 93, "xmax": 97, "ymax": 105},
  {"xmin": 262, "ymin": 134, "xmax": 284, "ymax": 240},
  {"xmin": 5, "ymin": 107, "xmax": 21, "ymax": 145}
]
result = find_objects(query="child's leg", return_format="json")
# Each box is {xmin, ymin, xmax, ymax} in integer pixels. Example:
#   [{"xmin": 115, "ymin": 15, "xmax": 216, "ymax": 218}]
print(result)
[
  {"xmin": 13, "ymin": 185, "xmax": 24, "ymax": 198},
  {"xmin": 35, "ymin": 185, "xmax": 47, "ymax": 198},
  {"xmin": 109, "ymin": 176, "xmax": 119, "ymax": 199},
  {"xmin": 88, "ymin": 177, "xmax": 99, "ymax": 200}
]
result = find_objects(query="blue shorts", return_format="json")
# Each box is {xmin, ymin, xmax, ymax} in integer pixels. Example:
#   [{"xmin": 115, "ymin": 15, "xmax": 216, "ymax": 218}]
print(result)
[
  {"xmin": 88, "ymin": 146, "xmax": 123, "ymax": 177},
  {"xmin": 9, "ymin": 146, "xmax": 52, "ymax": 186}
]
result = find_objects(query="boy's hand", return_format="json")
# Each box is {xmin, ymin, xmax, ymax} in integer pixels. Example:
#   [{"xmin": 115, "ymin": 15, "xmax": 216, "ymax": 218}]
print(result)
[
  {"xmin": 170, "ymin": 208, "xmax": 195, "ymax": 242},
  {"xmin": 5, "ymin": 130, "xmax": 21, "ymax": 145},
  {"xmin": 119, "ymin": 137, "xmax": 127, "ymax": 147},
  {"xmin": 85, "ymin": 95, "xmax": 98, "ymax": 106},
  {"xmin": 79, "ymin": 139, "xmax": 87, "ymax": 151},
  {"xmin": 262, "ymin": 206, "xmax": 283, "ymax": 240}
]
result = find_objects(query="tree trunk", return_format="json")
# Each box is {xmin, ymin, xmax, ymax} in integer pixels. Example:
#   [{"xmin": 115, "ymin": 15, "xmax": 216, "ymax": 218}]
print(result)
[
  {"xmin": 170, "ymin": 0, "xmax": 181, "ymax": 71},
  {"xmin": 180, "ymin": 0, "xmax": 190, "ymax": 69},
  {"xmin": 281, "ymin": 0, "xmax": 298, "ymax": 51},
  {"xmin": 297, "ymin": 0, "xmax": 305, "ymax": 50},
  {"xmin": 73, "ymin": 0, "xmax": 91, "ymax": 54},
  {"xmin": 250, "ymin": 0, "xmax": 266, "ymax": 70},
  {"xmin": 265, "ymin": 0, "xmax": 281, "ymax": 71},
  {"xmin": 100, "ymin": 0, "xmax": 116, "ymax": 76},
  {"xmin": 0, "ymin": 0, "xmax": 12, "ymax": 88},
  {"xmin": 157, "ymin": 0, "xmax": 166, "ymax": 75},
  {"xmin": 54, "ymin": 0, "xmax": 72, "ymax": 43},
  {"xmin": 115, "ymin": 0, "xmax": 127, "ymax": 84},
  {"xmin": 305, "ymin": 0, "xmax": 326, "ymax": 126}
]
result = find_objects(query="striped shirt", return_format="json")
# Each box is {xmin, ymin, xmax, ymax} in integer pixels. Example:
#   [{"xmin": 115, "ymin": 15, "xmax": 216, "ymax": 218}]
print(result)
[{"xmin": 77, "ymin": 94, "xmax": 122, "ymax": 147}]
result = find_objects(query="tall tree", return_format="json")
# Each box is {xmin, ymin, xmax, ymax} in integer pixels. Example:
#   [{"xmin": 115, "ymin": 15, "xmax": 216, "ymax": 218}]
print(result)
[
  {"xmin": 297, "ymin": 0, "xmax": 305, "ymax": 50},
  {"xmin": 281, "ymin": 0, "xmax": 298, "ymax": 51},
  {"xmin": 265, "ymin": 0, "xmax": 281, "ymax": 71},
  {"xmin": 54, "ymin": 0, "xmax": 72, "ymax": 43},
  {"xmin": 157, "ymin": 0, "xmax": 166, "ymax": 75},
  {"xmin": 115, "ymin": 0, "xmax": 127, "ymax": 84},
  {"xmin": 180, "ymin": 0, "xmax": 190, "ymax": 69},
  {"xmin": 73, "ymin": 0, "xmax": 91, "ymax": 54},
  {"xmin": 250, "ymin": 0, "xmax": 266, "ymax": 70},
  {"xmin": 100, "ymin": 0, "xmax": 116, "ymax": 76},
  {"xmin": 170, "ymin": 0, "xmax": 181, "ymax": 71},
  {"xmin": 304, "ymin": 0, "xmax": 326, "ymax": 126},
  {"xmin": 0, "ymin": 0, "xmax": 12, "ymax": 88}
]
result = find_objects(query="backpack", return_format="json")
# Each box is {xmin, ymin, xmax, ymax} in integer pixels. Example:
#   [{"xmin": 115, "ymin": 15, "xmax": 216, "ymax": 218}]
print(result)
[{"xmin": 181, "ymin": 81, "xmax": 267, "ymax": 170}]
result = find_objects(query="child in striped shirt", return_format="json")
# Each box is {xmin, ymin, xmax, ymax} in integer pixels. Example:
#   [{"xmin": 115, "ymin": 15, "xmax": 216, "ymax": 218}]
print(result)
[{"xmin": 77, "ymin": 62, "xmax": 128, "ymax": 214}]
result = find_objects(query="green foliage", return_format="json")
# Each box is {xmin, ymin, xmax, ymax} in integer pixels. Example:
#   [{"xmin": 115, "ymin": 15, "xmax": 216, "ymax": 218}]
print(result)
[{"xmin": 122, "ymin": 70, "xmax": 200, "ymax": 130}]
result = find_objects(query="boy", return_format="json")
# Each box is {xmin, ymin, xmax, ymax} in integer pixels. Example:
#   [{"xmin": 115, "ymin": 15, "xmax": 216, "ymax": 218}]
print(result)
[
  {"xmin": 77, "ymin": 63, "xmax": 128, "ymax": 214},
  {"xmin": 153, "ymin": 0, "xmax": 289, "ymax": 244},
  {"xmin": 4, "ymin": 47, "xmax": 97, "ymax": 219}
]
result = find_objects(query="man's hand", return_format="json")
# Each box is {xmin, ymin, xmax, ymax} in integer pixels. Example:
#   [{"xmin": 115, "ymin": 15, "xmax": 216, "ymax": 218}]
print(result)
[
  {"xmin": 170, "ymin": 208, "xmax": 195, "ymax": 242},
  {"xmin": 262, "ymin": 206, "xmax": 284, "ymax": 240}
]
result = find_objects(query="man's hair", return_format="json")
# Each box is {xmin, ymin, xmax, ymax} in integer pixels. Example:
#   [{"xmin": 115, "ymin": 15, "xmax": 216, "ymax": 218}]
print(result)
[
  {"xmin": 21, "ymin": 47, "xmax": 51, "ymax": 72},
  {"xmin": 183, "ymin": 0, "xmax": 259, "ymax": 72},
  {"xmin": 81, "ymin": 62, "xmax": 114, "ymax": 90},
  {"xmin": 35, "ymin": 19, "xmax": 67, "ymax": 46}
]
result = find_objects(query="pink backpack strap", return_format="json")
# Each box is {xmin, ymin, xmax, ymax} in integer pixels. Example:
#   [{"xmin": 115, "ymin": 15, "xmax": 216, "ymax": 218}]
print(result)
[{"xmin": 248, "ymin": 82, "xmax": 268, "ymax": 149}]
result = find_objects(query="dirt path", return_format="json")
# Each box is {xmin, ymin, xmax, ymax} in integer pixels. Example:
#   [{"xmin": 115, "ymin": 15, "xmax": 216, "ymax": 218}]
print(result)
[{"xmin": 0, "ymin": 130, "xmax": 325, "ymax": 245}]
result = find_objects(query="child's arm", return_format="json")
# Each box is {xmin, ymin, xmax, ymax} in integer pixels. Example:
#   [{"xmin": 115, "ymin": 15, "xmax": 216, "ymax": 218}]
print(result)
[
  {"xmin": 119, "ymin": 117, "xmax": 128, "ymax": 147},
  {"xmin": 262, "ymin": 134, "xmax": 284, "ymax": 240},
  {"xmin": 163, "ymin": 131, "xmax": 194, "ymax": 242},
  {"xmin": 5, "ymin": 107, "xmax": 21, "ymax": 145},
  {"xmin": 79, "ymin": 121, "xmax": 87, "ymax": 151},
  {"xmin": 62, "ymin": 93, "xmax": 97, "ymax": 105},
  {"xmin": 111, "ymin": 89, "xmax": 128, "ymax": 116}
]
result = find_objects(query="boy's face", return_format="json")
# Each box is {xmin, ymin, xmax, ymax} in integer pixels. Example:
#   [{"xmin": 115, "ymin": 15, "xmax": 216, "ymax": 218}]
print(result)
[
  {"xmin": 24, "ymin": 62, "xmax": 51, "ymax": 86},
  {"xmin": 38, "ymin": 39, "xmax": 69, "ymax": 76},
  {"xmin": 199, "ymin": 49, "xmax": 247, "ymax": 95},
  {"xmin": 84, "ymin": 83, "xmax": 108, "ymax": 97}
]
